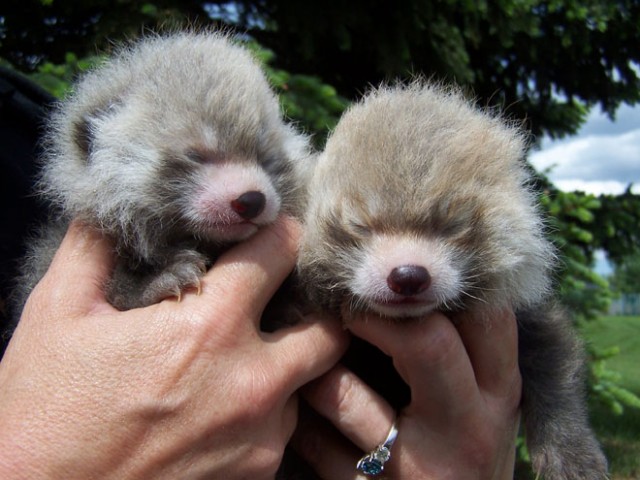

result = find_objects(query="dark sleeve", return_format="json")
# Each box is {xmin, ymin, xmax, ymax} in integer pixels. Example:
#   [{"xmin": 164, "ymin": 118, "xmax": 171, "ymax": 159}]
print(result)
[{"xmin": 0, "ymin": 66, "xmax": 55, "ymax": 357}]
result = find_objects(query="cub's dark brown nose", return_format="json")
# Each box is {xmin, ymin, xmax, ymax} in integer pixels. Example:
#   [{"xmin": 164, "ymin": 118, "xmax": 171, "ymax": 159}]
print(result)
[
  {"xmin": 387, "ymin": 265, "xmax": 431, "ymax": 296},
  {"xmin": 231, "ymin": 191, "xmax": 266, "ymax": 220}
]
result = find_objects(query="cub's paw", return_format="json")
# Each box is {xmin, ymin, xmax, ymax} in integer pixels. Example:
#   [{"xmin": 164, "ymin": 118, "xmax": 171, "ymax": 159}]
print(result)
[
  {"xmin": 141, "ymin": 250, "xmax": 209, "ymax": 305},
  {"xmin": 530, "ymin": 436, "xmax": 608, "ymax": 480}
]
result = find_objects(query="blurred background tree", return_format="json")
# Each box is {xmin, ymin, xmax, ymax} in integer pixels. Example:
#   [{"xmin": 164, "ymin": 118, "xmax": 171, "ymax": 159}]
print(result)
[
  {"xmin": 2, "ymin": 0, "xmax": 639, "ymax": 140},
  {"xmin": 610, "ymin": 254, "xmax": 640, "ymax": 295}
]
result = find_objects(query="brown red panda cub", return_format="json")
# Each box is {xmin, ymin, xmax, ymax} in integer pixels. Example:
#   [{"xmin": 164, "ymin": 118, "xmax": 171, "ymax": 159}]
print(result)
[
  {"xmin": 12, "ymin": 31, "xmax": 313, "ymax": 313},
  {"xmin": 296, "ymin": 82, "xmax": 608, "ymax": 480}
]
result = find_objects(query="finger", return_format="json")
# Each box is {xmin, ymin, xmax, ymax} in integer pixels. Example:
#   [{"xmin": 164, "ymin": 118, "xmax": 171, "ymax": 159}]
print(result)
[
  {"xmin": 301, "ymin": 364, "xmax": 395, "ymax": 453},
  {"xmin": 31, "ymin": 220, "xmax": 115, "ymax": 316},
  {"xmin": 454, "ymin": 308, "xmax": 521, "ymax": 399},
  {"xmin": 347, "ymin": 312, "xmax": 480, "ymax": 416},
  {"xmin": 291, "ymin": 411, "xmax": 365, "ymax": 480},
  {"xmin": 279, "ymin": 394, "xmax": 301, "ymax": 446},
  {"xmin": 200, "ymin": 215, "xmax": 301, "ymax": 317},
  {"xmin": 266, "ymin": 313, "xmax": 350, "ymax": 394}
]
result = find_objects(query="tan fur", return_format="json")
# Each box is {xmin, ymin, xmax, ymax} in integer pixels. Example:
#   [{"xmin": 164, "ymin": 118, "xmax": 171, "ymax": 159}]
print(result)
[
  {"xmin": 296, "ymin": 82, "xmax": 607, "ymax": 479},
  {"xmin": 300, "ymin": 82, "xmax": 552, "ymax": 315}
]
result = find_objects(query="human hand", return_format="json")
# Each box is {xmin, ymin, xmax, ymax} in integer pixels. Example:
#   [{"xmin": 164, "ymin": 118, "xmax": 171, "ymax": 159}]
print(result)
[
  {"xmin": 0, "ymin": 217, "xmax": 349, "ymax": 480},
  {"xmin": 292, "ymin": 310, "xmax": 522, "ymax": 479}
]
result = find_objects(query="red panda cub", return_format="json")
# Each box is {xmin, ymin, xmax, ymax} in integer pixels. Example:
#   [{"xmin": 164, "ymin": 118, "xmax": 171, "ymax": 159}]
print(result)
[
  {"xmin": 13, "ymin": 31, "xmax": 312, "ymax": 312},
  {"xmin": 297, "ymin": 82, "xmax": 607, "ymax": 480}
]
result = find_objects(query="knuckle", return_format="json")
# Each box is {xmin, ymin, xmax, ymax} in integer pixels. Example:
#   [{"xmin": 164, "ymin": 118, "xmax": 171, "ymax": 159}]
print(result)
[
  {"xmin": 253, "ymin": 447, "xmax": 284, "ymax": 477},
  {"xmin": 312, "ymin": 368, "xmax": 360, "ymax": 424},
  {"xmin": 333, "ymin": 372, "xmax": 360, "ymax": 421},
  {"xmin": 236, "ymin": 368, "xmax": 281, "ymax": 419},
  {"xmin": 402, "ymin": 317, "xmax": 459, "ymax": 366}
]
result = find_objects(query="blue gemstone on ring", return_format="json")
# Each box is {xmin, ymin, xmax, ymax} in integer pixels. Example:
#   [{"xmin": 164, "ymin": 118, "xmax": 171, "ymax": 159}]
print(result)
[
  {"xmin": 356, "ymin": 422, "xmax": 397, "ymax": 476},
  {"xmin": 359, "ymin": 457, "xmax": 384, "ymax": 475}
]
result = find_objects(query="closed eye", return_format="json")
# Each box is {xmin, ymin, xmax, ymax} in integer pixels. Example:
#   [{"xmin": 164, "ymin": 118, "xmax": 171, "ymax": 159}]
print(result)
[
  {"xmin": 348, "ymin": 221, "xmax": 372, "ymax": 237},
  {"xmin": 259, "ymin": 155, "xmax": 280, "ymax": 170},
  {"xmin": 184, "ymin": 149, "xmax": 226, "ymax": 164},
  {"xmin": 184, "ymin": 149, "xmax": 205, "ymax": 163}
]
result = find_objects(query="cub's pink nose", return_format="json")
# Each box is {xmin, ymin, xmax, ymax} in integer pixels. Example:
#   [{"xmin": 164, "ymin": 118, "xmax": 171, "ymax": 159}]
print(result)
[
  {"xmin": 387, "ymin": 265, "xmax": 431, "ymax": 296},
  {"xmin": 231, "ymin": 191, "xmax": 266, "ymax": 220}
]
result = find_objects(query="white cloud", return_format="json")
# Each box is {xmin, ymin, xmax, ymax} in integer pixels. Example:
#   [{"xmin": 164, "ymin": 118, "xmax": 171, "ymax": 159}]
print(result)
[
  {"xmin": 529, "ymin": 104, "xmax": 640, "ymax": 195},
  {"xmin": 553, "ymin": 179, "xmax": 638, "ymax": 196}
]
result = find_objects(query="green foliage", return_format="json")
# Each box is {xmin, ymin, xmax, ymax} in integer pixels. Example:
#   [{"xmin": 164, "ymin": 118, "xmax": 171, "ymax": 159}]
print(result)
[
  {"xmin": 2, "ymin": 36, "xmax": 349, "ymax": 147},
  {"xmin": 589, "ymin": 401, "xmax": 640, "ymax": 478},
  {"xmin": 539, "ymin": 184, "xmax": 640, "ymax": 316},
  {"xmin": 588, "ymin": 344, "xmax": 640, "ymax": 415},
  {"xmin": 26, "ymin": 53, "xmax": 102, "ymax": 98},
  {"xmin": 609, "ymin": 254, "xmax": 640, "ymax": 295},
  {"xmin": 592, "ymin": 188, "xmax": 640, "ymax": 264},
  {"xmin": 581, "ymin": 316, "xmax": 640, "ymax": 478},
  {"xmin": 582, "ymin": 316, "xmax": 640, "ymax": 393},
  {"xmin": 1, "ymin": 0, "xmax": 638, "ymax": 141},
  {"xmin": 518, "ymin": 315, "xmax": 640, "ymax": 478},
  {"xmin": 534, "ymin": 180, "xmax": 640, "ymax": 318},
  {"xmin": 249, "ymin": 0, "xmax": 640, "ymax": 140},
  {"xmin": 245, "ymin": 42, "xmax": 349, "ymax": 146},
  {"xmin": 538, "ymin": 186, "xmax": 613, "ymax": 319}
]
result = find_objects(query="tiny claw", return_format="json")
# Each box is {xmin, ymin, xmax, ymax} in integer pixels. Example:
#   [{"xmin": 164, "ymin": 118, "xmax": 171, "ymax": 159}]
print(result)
[
  {"xmin": 195, "ymin": 279, "xmax": 203, "ymax": 296},
  {"xmin": 175, "ymin": 289, "xmax": 182, "ymax": 303}
]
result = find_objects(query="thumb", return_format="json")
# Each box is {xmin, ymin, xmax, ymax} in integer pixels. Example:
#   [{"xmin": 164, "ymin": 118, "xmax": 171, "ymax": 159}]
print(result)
[
  {"xmin": 266, "ymin": 314, "xmax": 350, "ymax": 394},
  {"xmin": 31, "ymin": 220, "xmax": 116, "ymax": 317}
]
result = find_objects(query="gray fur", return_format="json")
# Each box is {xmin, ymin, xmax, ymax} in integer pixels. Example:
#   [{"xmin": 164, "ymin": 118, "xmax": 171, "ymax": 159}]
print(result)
[
  {"xmin": 297, "ymin": 82, "xmax": 608, "ymax": 479},
  {"xmin": 12, "ymin": 31, "xmax": 313, "ymax": 313}
]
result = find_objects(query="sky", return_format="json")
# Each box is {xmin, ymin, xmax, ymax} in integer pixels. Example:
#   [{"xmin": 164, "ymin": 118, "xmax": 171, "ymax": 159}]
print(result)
[
  {"xmin": 529, "ymin": 103, "xmax": 640, "ymax": 196},
  {"xmin": 528, "ymin": 103, "xmax": 640, "ymax": 275}
]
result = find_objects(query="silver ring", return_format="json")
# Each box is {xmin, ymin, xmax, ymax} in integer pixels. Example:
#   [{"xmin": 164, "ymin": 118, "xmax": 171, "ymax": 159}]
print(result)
[{"xmin": 356, "ymin": 420, "xmax": 398, "ymax": 476}]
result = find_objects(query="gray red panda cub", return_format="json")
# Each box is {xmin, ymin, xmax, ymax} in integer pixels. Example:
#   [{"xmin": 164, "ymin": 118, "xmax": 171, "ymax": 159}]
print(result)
[
  {"xmin": 12, "ymin": 31, "xmax": 312, "ymax": 312},
  {"xmin": 296, "ymin": 83, "xmax": 608, "ymax": 480}
]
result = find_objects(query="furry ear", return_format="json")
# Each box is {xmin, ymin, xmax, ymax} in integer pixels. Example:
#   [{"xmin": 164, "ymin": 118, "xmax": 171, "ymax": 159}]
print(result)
[
  {"xmin": 71, "ymin": 112, "xmax": 95, "ymax": 158},
  {"xmin": 70, "ymin": 102, "xmax": 119, "ymax": 160}
]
